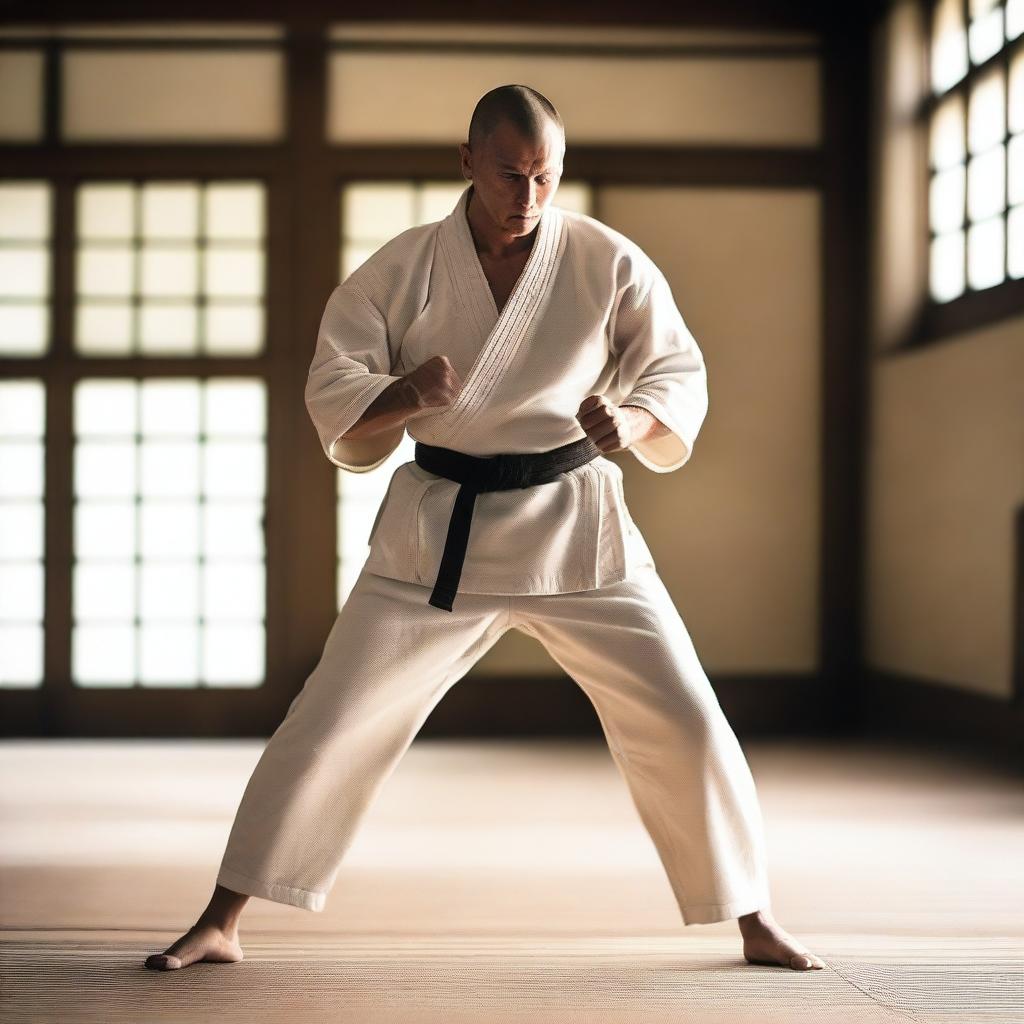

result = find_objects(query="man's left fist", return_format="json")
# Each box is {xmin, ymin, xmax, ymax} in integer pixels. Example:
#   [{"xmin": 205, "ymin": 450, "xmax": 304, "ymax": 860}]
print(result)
[{"xmin": 576, "ymin": 394, "xmax": 652, "ymax": 454}]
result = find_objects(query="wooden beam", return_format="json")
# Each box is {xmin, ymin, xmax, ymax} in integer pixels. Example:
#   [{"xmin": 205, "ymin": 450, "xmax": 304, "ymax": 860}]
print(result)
[
  {"xmin": 0, "ymin": 1, "xmax": 868, "ymax": 33},
  {"xmin": 818, "ymin": 12, "xmax": 872, "ymax": 733}
]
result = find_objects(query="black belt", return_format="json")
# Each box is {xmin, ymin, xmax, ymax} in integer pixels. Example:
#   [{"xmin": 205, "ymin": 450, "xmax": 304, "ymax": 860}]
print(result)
[{"xmin": 414, "ymin": 436, "xmax": 602, "ymax": 611}]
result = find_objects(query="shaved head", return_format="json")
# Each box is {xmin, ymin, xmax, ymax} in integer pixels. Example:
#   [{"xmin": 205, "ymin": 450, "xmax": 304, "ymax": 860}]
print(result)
[
  {"xmin": 459, "ymin": 84, "xmax": 564, "ymax": 248},
  {"xmin": 467, "ymin": 84, "xmax": 565, "ymax": 152}
]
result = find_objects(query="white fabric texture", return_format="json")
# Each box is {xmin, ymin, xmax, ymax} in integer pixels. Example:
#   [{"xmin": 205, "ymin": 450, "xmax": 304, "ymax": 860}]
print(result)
[
  {"xmin": 217, "ymin": 563, "xmax": 773, "ymax": 926},
  {"xmin": 228, "ymin": 185, "xmax": 773, "ymax": 928},
  {"xmin": 304, "ymin": 183, "xmax": 709, "ymax": 596}
]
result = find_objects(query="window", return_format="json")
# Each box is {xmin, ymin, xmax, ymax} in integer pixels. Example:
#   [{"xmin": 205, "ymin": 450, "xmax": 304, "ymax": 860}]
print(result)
[
  {"xmin": 0, "ymin": 182, "xmax": 52, "ymax": 356},
  {"xmin": 71, "ymin": 377, "xmax": 267, "ymax": 688},
  {"xmin": 0, "ymin": 25, "xmax": 292, "ymax": 729},
  {"xmin": 0, "ymin": 177, "xmax": 271, "ymax": 692},
  {"xmin": 0, "ymin": 380, "xmax": 45, "ymax": 687},
  {"xmin": 75, "ymin": 181, "xmax": 266, "ymax": 356},
  {"xmin": 928, "ymin": 0, "xmax": 1024, "ymax": 301},
  {"xmin": 334, "ymin": 179, "xmax": 592, "ymax": 606}
]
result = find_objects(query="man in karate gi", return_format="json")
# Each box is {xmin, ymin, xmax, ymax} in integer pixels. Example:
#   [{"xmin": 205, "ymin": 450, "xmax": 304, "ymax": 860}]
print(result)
[{"xmin": 147, "ymin": 84, "xmax": 824, "ymax": 972}]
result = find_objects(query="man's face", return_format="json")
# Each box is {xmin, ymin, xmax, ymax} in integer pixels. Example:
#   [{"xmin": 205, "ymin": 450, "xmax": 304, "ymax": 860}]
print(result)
[{"xmin": 460, "ymin": 118, "xmax": 564, "ymax": 239}]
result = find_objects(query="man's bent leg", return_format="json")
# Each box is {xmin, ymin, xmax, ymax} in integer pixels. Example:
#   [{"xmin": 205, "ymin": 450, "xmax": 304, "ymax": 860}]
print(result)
[
  {"xmin": 513, "ymin": 562, "xmax": 772, "ymax": 927},
  {"xmin": 215, "ymin": 567, "xmax": 509, "ymax": 911}
]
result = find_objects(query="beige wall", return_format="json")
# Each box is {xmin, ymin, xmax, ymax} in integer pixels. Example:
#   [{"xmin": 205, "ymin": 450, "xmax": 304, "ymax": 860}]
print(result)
[
  {"xmin": 867, "ymin": 316, "xmax": 1024, "ymax": 698},
  {"xmin": 603, "ymin": 187, "xmax": 821, "ymax": 675},
  {"xmin": 866, "ymin": 0, "xmax": 1024, "ymax": 699},
  {"xmin": 480, "ymin": 186, "xmax": 822, "ymax": 677}
]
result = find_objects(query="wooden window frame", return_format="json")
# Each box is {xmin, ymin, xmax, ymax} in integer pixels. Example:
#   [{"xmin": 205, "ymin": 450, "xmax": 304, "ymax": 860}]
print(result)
[
  {"xmin": 911, "ymin": 0, "xmax": 1024, "ymax": 349},
  {"xmin": 0, "ymin": 15, "xmax": 867, "ymax": 740}
]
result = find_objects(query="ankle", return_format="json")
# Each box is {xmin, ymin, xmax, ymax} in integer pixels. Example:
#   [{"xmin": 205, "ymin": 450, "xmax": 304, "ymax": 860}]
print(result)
[
  {"xmin": 201, "ymin": 884, "xmax": 248, "ymax": 933},
  {"xmin": 196, "ymin": 912, "xmax": 240, "ymax": 935},
  {"xmin": 737, "ymin": 908, "xmax": 771, "ymax": 930}
]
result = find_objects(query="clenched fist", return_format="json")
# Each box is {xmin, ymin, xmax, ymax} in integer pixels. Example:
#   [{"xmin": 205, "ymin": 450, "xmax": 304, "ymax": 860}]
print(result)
[
  {"xmin": 577, "ymin": 394, "xmax": 662, "ymax": 454},
  {"xmin": 340, "ymin": 355, "xmax": 463, "ymax": 440},
  {"xmin": 402, "ymin": 355, "xmax": 464, "ymax": 413}
]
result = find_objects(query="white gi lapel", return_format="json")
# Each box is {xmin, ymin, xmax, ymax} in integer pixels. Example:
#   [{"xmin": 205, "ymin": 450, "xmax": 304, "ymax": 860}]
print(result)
[{"xmin": 433, "ymin": 184, "xmax": 565, "ymax": 446}]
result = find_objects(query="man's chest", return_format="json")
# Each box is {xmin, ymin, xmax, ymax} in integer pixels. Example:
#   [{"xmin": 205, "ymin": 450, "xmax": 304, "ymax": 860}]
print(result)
[
  {"xmin": 394, "ymin": 242, "xmax": 613, "ymax": 388},
  {"xmin": 477, "ymin": 250, "xmax": 532, "ymax": 317}
]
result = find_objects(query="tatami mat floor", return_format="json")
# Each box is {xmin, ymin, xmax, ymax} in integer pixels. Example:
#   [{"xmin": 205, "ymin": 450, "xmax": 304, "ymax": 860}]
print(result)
[{"xmin": 1, "ymin": 737, "xmax": 1021, "ymax": 1023}]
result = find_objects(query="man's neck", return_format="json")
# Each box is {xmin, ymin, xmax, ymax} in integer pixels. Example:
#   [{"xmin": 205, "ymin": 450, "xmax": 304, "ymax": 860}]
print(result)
[{"xmin": 465, "ymin": 186, "xmax": 537, "ymax": 261}]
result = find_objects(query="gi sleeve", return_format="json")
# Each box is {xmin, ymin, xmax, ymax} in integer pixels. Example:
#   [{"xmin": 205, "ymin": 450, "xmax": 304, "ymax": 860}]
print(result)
[
  {"xmin": 304, "ymin": 279, "xmax": 407, "ymax": 473},
  {"xmin": 610, "ymin": 263, "xmax": 709, "ymax": 473}
]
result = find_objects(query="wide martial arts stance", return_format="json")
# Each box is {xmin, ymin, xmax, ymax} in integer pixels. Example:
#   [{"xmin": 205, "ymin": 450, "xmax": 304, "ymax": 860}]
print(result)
[{"xmin": 146, "ymin": 84, "xmax": 823, "ymax": 972}]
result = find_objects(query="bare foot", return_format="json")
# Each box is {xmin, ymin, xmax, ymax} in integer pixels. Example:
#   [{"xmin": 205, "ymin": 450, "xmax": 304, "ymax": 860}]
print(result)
[
  {"xmin": 144, "ymin": 922, "xmax": 243, "ymax": 971},
  {"xmin": 737, "ymin": 909, "xmax": 825, "ymax": 971}
]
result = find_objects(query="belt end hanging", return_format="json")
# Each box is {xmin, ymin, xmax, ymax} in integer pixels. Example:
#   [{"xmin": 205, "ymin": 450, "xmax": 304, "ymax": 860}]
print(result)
[{"xmin": 428, "ymin": 587, "xmax": 457, "ymax": 612}]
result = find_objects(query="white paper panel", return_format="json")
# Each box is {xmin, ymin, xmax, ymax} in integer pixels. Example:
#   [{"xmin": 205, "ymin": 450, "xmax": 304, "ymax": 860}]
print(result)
[
  {"xmin": 968, "ymin": 68, "xmax": 1005, "ymax": 154},
  {"xmin": 930, "ymin": 229, "xmax": 966, "ymax": 301},
  {"xmin": 327, "ymin": 52, "xmax": 820, "ymax": 145},
  {"xmin": 932, "ymin": 0, "xmax": 969, "ymax": 93},
  {"xmin": 75, "ymin": 181, "xmax": 266, "ymax": 356},
  {"xmin": 0, "ymin": 51, "xmax": 43, "ymax": 141},
  {"xmin": 71, "ymin": 377, "xmax": 268, "ymax": 688},
  {"xmin": 930, "ymin": 164, "xmax": 966, "ymax": 233},
  {"xmin": 1010, "ymin": 48, "xmax": 1024, "ymax": 133},
  {"xmin": 929, "ymin": 92, "xmax": 966, "ymax": 170},
  {"xmin": 0, "ymin": 182, "xmax": 52, "ymax": 356},
  {"xmin": 966, "ymin": 144, "xmax": 1005, "ymax": 221},
  {"xmin": 966, "ymin": 215, "xmax": 1005, "ymax": 288},
  {"xmin": 63, "ymin": 50, "xmax": 284, "ymax": 141},
  {"xmin": 0, "ymin": 183, "xmax": 51, "ymax": 239},
  {"xmin": 0, "ymin": 380, "xmax": 45, "ymax": 688},
  {"xmin": 1008, "ymin": 203, "xmax": 1024, "ymax": 276},
  {"xmin": 968, "ymin": 1, "xmax": 1004, "ymax": 64}
]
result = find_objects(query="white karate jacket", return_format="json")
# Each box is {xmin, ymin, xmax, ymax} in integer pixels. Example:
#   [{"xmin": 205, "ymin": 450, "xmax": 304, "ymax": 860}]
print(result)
[{"xmin": 305, "ymin": 184, "xmax": 708, "ymax": 595}]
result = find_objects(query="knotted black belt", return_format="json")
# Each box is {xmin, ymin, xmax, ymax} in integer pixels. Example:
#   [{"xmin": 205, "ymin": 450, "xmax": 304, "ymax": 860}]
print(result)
[{"xmin": 414, "ymin": 436, "xmax": 602, "ymax": 611}]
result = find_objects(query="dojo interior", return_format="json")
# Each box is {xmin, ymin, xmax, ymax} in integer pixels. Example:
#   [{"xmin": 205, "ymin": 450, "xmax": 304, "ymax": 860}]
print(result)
[{"xmin": 1, "ymin": 3, "xmax": 1022, "ymax": 1023}]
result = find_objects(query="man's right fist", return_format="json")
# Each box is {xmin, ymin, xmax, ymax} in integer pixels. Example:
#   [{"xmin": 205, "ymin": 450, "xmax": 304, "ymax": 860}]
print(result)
[{"xmin": 402, "ymin": 355, "xmax": 464, "ymax": 412}]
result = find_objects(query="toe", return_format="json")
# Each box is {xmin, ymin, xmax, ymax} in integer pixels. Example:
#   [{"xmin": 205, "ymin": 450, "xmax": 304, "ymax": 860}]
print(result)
[
  {"xmin": 145, "ymin": 954, "xmax": 182, "ymax": 971},
  {"xmin": 790, "ymin": 953, "xmax": 814, "ymax": 970},
  {"xmin": 797, "ymin": 951, "xmax": 825, "ymax": 970}
]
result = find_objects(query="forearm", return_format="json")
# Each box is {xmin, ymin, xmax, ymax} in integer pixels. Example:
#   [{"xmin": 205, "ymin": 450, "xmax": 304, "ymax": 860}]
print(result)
[
  {"xmin": 341, "ymin": 378, "xmax": 420, "ymax": 440},
  {"xmin": 341, "ymin": 389, "xmax": 666, "ymax": 445}
]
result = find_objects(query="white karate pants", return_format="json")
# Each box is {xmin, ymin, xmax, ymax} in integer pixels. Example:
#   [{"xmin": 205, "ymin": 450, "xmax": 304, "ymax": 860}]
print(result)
[{"xmin": 215, "ymin": 561, "xmax": 773, "ymax": 926}]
